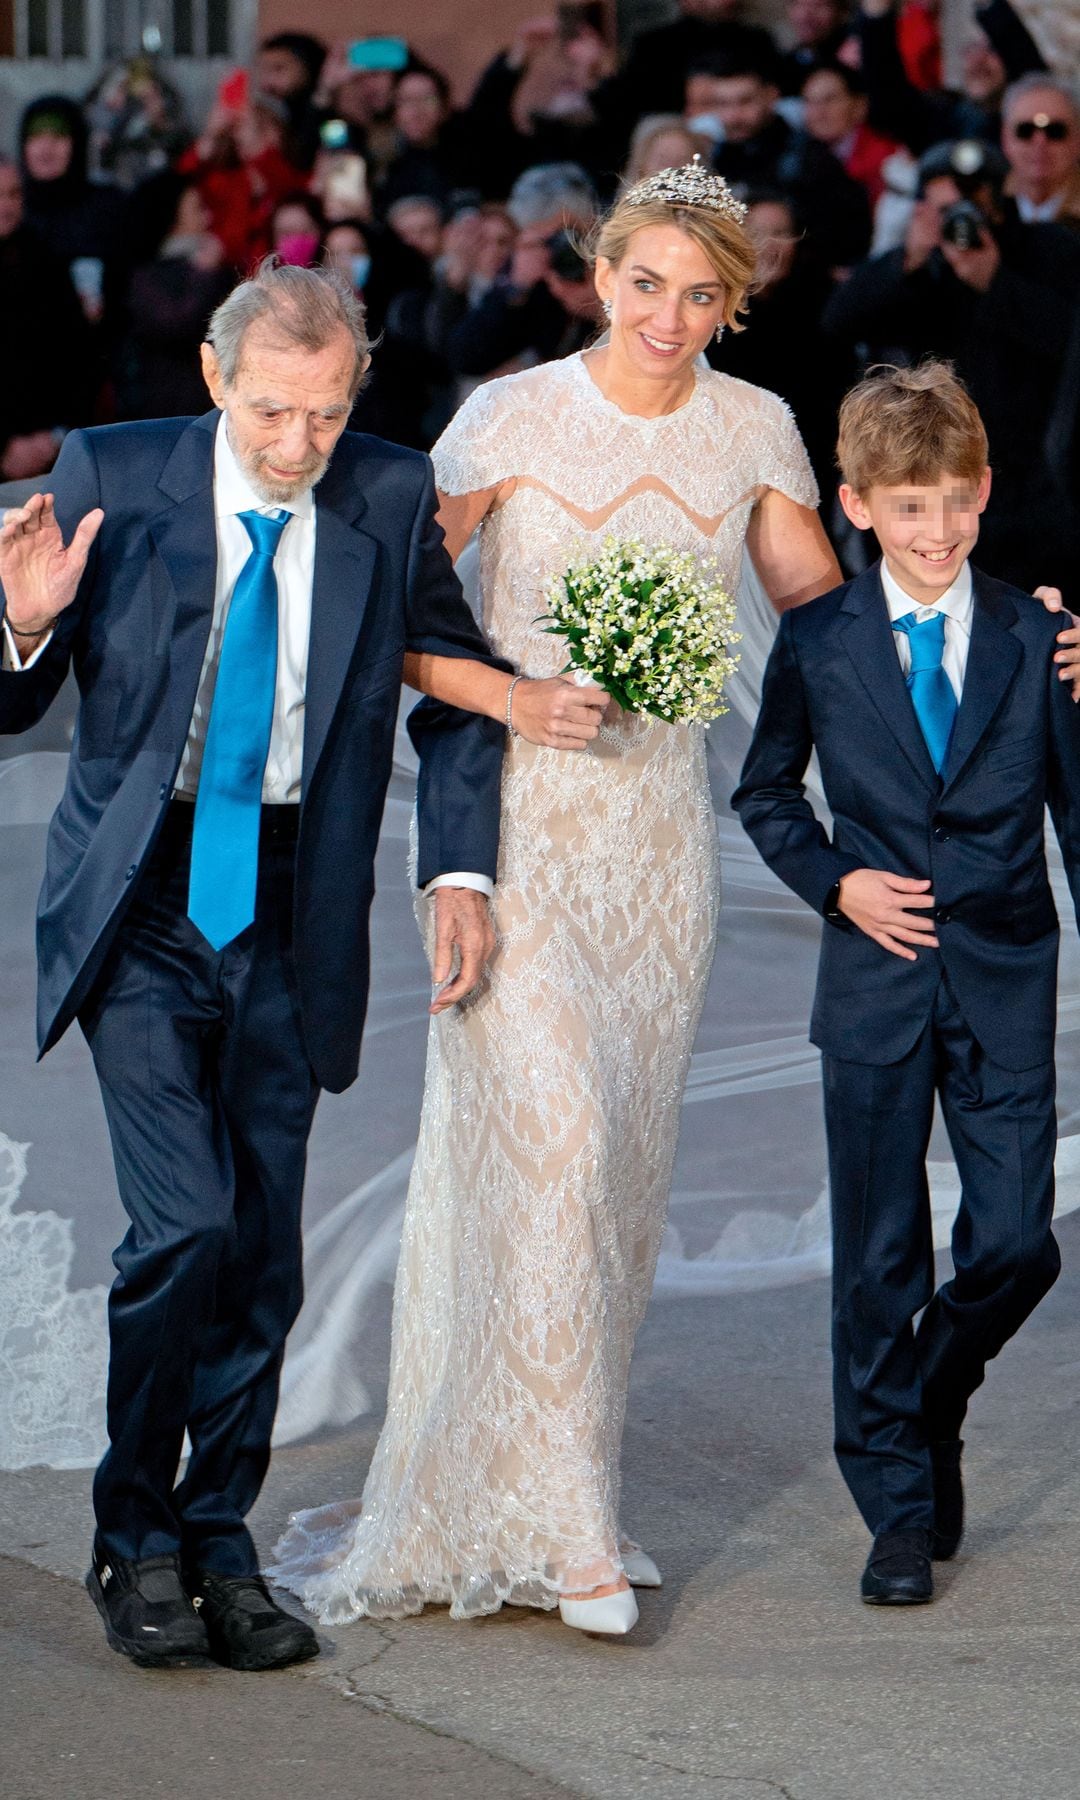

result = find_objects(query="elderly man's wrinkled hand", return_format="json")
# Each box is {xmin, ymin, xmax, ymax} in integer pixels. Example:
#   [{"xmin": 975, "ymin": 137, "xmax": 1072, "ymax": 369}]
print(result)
[{"xmin": 430, "ymin": 887, "xmax": 496, "ymax": 1014}]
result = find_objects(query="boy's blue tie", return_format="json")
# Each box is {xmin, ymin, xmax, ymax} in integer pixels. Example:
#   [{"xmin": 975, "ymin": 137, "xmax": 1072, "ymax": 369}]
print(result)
[
  {"xmin": 891, "ymin": 609, "xmax": 958, "ymax": 775},
  {"xmin": 188, "ymin": 508, "xmax": 290, "ymax": 950}
]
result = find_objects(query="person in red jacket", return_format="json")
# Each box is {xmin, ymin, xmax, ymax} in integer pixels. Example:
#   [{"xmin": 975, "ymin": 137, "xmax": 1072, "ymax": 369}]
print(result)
[
  {"xmin": 801, "ymin": 59, "xmax": 901, "ymax": 205},
  {"xmin": 178, "ymin": 92, "xmax": 308, "ymax": 269}
]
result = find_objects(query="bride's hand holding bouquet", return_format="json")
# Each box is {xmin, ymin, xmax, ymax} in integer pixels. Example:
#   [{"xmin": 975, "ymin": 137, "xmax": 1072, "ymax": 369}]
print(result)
[{"xmin": 540, "ymin": 537, "xmax": 740, "ymax": 724}]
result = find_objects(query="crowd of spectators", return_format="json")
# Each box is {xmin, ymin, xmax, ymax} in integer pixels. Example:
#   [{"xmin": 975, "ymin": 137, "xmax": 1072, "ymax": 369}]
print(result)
[{"xmin": 3, "ymin": 1, "xmax": 1080, "ymax": 590}]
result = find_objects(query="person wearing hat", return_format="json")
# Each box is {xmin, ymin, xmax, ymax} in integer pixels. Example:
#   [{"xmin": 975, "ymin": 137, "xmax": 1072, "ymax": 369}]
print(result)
[
  {"xmin": 19, "ymin": 94, "xmax": 128, "ymax": 328},
  {"xmin": 824, "ymin": 136, "xmax": 1080, "ymax": 598}
]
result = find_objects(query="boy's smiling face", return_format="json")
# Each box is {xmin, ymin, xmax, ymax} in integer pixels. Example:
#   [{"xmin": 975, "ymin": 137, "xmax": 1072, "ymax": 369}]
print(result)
[{"xmin": 839, "ymin": 468, "xmax": 992, "ymax": 608}]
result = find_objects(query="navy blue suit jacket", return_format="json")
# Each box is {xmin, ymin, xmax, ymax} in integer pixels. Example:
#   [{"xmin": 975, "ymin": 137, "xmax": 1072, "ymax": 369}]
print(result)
[
  {"xmin": 732, "ymin": 561, "xmax": 1080, "ymax": 1071},
  {"xmin": 0, "ymin": 412, "xmax": 507, "ymax": 1092}
]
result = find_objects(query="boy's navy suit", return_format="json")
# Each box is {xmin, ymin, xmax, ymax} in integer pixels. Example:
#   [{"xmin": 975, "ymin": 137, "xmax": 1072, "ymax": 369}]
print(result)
[{"xmin": 733, "ymin": 561, "xmax": 1080, "ymax": 1536}]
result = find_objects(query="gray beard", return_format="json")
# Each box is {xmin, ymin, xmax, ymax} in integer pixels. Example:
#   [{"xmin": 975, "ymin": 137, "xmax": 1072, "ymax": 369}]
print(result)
[
  {"xmin": 244, "ymin": 453, "xmax": 329, "ymax": 506},
  {"xmin": 225, "ymin": 421, "xmax": 329, "ymax": 505}
]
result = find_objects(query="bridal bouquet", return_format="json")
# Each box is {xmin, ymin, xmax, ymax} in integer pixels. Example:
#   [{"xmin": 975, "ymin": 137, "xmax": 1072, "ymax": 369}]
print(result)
[{"xmin": 540, "ymin": 537, "xmax": 740, "ymax": 723}]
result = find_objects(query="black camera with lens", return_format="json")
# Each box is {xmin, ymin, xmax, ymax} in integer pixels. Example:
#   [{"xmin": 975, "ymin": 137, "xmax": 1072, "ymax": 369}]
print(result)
[
  {"xmin": 918, "ymin": 138, "xmax": 1007, "ymax": 256},
  {"xmin": 546, "ymin": 228, "xmax": 589, "ymax": 284},
  {"xmin": 940, "ymin": 198, "xmax": 990, "ymax": 251}
]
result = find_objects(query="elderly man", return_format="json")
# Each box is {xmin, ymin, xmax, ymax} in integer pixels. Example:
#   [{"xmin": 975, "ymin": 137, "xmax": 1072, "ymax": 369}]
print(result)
[
  {"xmin": 1002, "ymin": 73, "xmax": 1080, "ymax": 229},
  {"xmin": 0, "ymin": 260, "xmax": 508, "ymax": 1672}
]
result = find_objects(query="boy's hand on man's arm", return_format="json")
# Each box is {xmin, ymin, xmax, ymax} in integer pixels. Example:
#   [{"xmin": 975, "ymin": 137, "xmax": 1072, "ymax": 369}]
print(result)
[{"xmin": 838, "ymin": 871, "xmax": 939, "ymax": 962}]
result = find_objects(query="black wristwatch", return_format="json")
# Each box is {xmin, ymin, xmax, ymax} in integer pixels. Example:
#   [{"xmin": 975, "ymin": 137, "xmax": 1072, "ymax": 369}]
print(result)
[{"xmin": 823, "ymin": 878, "xmax": 844, "ymax": 924}]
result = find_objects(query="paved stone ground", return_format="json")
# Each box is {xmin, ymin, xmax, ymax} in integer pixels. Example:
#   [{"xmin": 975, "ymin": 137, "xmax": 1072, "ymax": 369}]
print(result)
[{"xmin": 5, "ymin": 1217, "xmax": 1080, "ymax": 1800}]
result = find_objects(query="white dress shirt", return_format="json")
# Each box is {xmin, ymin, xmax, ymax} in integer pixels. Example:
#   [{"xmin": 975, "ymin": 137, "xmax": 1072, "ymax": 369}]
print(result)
[
  {"xmin": 174, "ymin": 414, "xmax": 313, "ymax": 803},
  {"xmin": 2, "ymin": 613, "xmax": 51, "ymax": 670},
  {"xmin": 881, "ymin": 558, "xmax": 973, "ymax": 703},
  {"xmin": 1016, "ymin": 192, "xmax": 1063, "ymax": 224}
]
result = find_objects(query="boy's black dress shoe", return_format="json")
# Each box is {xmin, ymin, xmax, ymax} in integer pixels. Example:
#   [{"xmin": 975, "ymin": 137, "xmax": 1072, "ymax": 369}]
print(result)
[
  {"xmin": 183, "ymin": 1569, "xmax": 320, "ymax": 1671},
  {"xmin": 86, "ymin": 1540, "xmax": 210, "ymax": 1666},
  {"xmin": 930, "ymin": 1439, "xmax": 964, "ymax": 1560},
  {"xmin": 860, "ymin": 1529, "xmax": 934, "ymax": 1605}
]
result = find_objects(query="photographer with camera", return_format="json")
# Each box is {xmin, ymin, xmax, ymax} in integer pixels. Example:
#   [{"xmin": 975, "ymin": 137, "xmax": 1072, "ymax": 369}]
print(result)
[{"xmin": 824, "ymin": 136, "xmax": 1080, "ymax": 595}]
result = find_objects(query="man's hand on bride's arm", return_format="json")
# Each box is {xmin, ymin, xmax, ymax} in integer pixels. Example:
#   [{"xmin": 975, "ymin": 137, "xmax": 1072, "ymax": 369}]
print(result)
[
  {"xmin": 429, "ymin": 887, "xmax": 496, "ymax": 1015},
  {"xmin": 1036, "ymin": 586, "xmax": 1080, "ymax": 701},
  {"xmin": 403, "ymin": 652, "xmax": 608, "ymax": 749}
]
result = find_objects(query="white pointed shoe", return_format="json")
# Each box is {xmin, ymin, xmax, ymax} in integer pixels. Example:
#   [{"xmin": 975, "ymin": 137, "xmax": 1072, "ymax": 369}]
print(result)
[
  {"xmin": 621, "ymin": 1548, "xmax": 662, "ymax": 1589},
  {"xmin": 558, "ymin": 1587, "xmax": 639, "ymax": 1636}
]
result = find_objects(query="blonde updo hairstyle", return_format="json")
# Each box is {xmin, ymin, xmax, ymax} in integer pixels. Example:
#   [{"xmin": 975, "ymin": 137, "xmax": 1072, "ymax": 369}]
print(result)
[{"xmin": 588, "ymin": 191, "xmax": 757, "ymax": 334}]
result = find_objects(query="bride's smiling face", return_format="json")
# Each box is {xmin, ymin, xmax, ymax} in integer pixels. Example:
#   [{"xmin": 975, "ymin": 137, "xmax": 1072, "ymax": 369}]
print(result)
[{"xmin": 595, "ymin": 224, "xmax": 727, "ymax": 380}]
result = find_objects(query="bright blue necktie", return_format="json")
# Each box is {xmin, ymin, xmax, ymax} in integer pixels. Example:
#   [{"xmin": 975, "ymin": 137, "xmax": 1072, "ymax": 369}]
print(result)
[
  {"xmin": 188, "ymin": 508, "xmax": 290, "ymax": 950},
  {"xmin": 892, "ymin": 609, "xmax": 958, "ymax": 775}
]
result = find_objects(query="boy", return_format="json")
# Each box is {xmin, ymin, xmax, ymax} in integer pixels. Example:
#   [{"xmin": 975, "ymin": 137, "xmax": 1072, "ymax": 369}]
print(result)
[{"xmin": 733, "ymin": 362, "xmax": 1080, "ymax": 1604}]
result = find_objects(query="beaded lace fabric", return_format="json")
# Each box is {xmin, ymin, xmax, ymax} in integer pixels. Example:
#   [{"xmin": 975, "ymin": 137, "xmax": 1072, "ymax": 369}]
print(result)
[{"xmin": 267, "ymin": 352, "xmax": 818, "ymax": 1622}]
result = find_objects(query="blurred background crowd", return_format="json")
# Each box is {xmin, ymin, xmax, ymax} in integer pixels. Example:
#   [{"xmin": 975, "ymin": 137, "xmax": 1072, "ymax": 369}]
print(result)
[{"xmin": 2, "ymin": 0, "xmax": 1079, "ymax": 591}]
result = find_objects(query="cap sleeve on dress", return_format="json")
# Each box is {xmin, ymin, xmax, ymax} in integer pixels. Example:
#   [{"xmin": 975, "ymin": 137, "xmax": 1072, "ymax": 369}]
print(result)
[
  {"xmin": 759, "ymin": 395, "xmax": 820, "ymax": 511},
  {"xmin": 430, "ymin": 378, "xmax": 518, "ymax": 497}
]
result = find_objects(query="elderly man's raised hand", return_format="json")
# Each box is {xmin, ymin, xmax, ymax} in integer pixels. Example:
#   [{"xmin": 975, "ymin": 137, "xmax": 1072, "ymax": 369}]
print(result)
[{"xmin": 0, "ymin": 492, "xmax": 103, "ymax": 639}]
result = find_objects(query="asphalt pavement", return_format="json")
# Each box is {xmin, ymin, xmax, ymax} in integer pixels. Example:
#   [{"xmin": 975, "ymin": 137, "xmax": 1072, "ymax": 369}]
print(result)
[{"xmin": 4, "ymin": 1218, "xmax": 1080, "ymax": 1800}]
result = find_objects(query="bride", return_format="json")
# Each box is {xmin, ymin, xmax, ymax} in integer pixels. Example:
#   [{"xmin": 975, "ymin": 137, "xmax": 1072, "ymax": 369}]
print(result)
[{"xmin": 269, "ymin": 158, "xmax": 845, "ymax": 1635}]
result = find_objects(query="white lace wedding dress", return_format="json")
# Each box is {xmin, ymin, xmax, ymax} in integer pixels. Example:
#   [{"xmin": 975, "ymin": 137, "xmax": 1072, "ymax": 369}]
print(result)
[{"xmin": 269, "ymin": 351, "xmax": 818, "ymax": 1622}]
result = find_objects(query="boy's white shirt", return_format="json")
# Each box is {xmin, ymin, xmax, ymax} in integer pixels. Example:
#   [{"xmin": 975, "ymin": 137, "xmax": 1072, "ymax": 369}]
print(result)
[{"xmin": 881, "ymin": 558, "xmax": 973, "ymax": 704}]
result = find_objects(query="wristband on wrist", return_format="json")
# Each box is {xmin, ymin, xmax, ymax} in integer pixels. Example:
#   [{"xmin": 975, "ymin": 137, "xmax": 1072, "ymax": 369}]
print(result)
[
  {"xmin": 505, "ymin": 674, "xmax": 524, "ymax": 734},
  {"xmin": 4, "ymin": 617, "xmax": 49, "ymax": 640}
]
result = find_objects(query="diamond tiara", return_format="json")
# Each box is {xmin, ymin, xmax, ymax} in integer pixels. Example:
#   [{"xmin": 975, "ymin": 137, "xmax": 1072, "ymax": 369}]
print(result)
[{"xmin": 623, "ymin": 154, "xmax": 748, "ymax": 224}]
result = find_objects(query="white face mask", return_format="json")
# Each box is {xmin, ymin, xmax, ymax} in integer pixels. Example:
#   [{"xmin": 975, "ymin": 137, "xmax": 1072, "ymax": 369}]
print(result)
[{"xmin": 686, "ymin": 113, "xmax": 725, "ymax": 142}]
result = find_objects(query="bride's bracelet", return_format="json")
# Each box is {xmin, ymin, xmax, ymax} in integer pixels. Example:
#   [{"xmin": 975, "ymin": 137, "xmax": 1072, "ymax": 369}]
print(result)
[{"xmin": 505, "ymin": 674, "xmax": 524, "ymax": 735}]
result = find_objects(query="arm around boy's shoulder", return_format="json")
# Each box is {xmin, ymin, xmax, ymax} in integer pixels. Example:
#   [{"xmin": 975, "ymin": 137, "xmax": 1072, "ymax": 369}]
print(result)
[{"xmin": 1043, "ymin": 592, "xmax": 1080, "ymax": 928}]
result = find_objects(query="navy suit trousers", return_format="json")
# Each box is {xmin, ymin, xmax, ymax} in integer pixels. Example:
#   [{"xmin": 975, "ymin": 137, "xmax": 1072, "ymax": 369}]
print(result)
[
  {"xmin": 78, "ymin": 804, "xmax": 319, "ymax": 1574},
  {"xmin": 824, "ymin": 973, "xmax": 1060, "ymax": 1537}
]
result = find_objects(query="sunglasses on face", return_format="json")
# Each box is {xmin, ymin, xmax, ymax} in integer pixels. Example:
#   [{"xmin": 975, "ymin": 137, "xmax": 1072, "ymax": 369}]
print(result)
[{"xmin": 1012, "ymin": 114, "xmax": 1070, "ymax": 142}]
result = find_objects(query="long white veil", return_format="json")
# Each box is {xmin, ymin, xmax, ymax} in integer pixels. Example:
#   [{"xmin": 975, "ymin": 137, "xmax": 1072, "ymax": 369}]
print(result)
[{"xmin": 4, "ymin": 545, "xmax": 1080, "ymax": 1468}]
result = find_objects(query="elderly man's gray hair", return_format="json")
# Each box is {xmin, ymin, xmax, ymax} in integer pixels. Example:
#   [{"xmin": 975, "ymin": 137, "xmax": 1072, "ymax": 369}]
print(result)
[
  {"xmin": 1002, "ymin": 71, "xmax": 1080, "ymax": 121},
  {"xmin": 206, "ymin": 257, "xmax": 370, "ymax": 394}
]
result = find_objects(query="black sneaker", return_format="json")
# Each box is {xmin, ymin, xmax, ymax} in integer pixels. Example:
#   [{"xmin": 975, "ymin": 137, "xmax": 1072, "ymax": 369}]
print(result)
[
  {"xmin": 86, "ymin": 1539, "xmax": 210, "ymax": 1667},
  {"xmin": 183, "ymin": 1569, "xmax": 320, "ymax": 1672}
]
